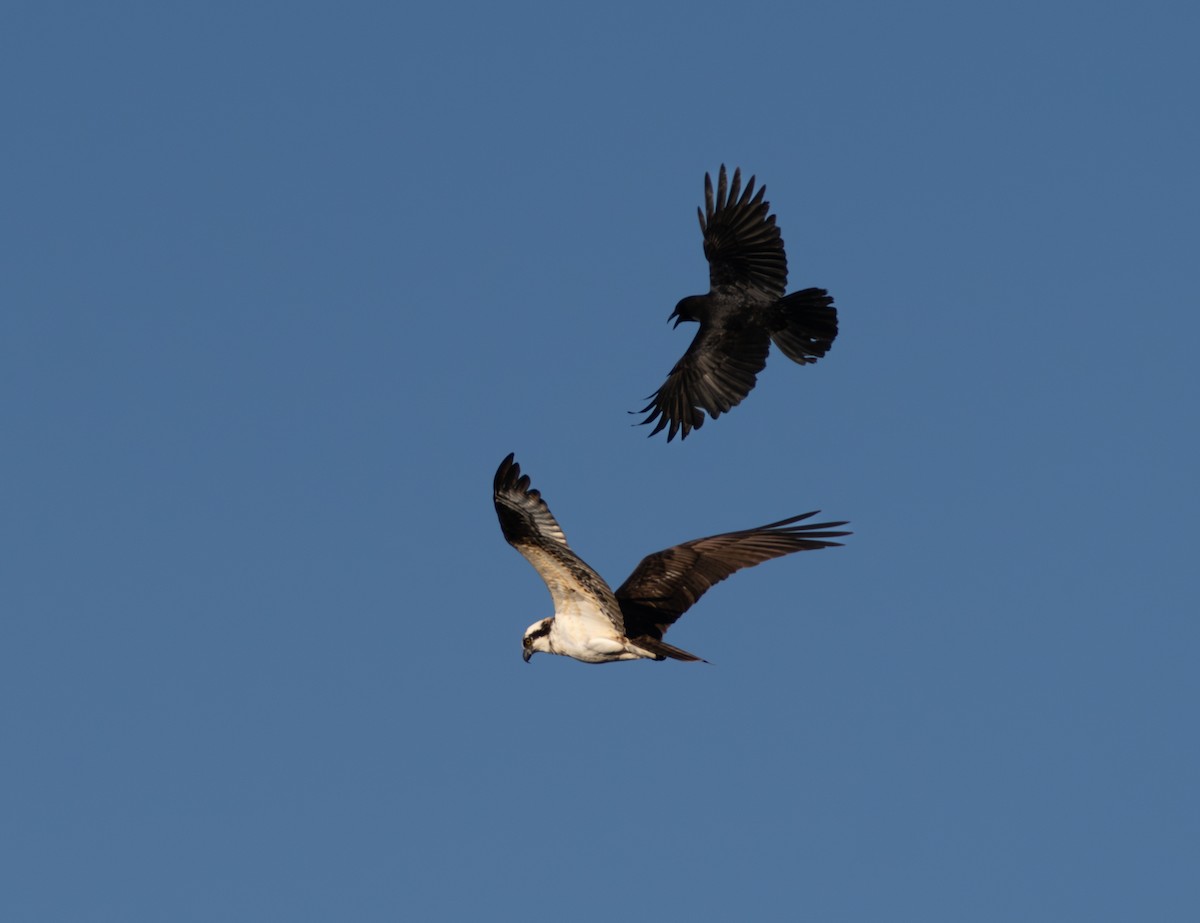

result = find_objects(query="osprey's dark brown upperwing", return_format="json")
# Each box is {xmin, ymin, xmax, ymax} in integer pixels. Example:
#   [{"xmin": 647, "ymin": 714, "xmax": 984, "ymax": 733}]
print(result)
[
  {"xmin": 637, "ymin": 165, "xmax": 838, "ymax": 442},
  {"xmin": 613, "ymin": 511, "xmax": 851, "ymax": 646},
  {"xmin": 493, "ymin": 454, "xmax": 622, "ymax": 629}
]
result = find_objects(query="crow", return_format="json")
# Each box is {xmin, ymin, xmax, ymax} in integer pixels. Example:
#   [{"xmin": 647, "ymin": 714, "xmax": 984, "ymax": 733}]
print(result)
[{"xmin": 637, "ymin": 166, "xmax": 838, "ymax": 441}]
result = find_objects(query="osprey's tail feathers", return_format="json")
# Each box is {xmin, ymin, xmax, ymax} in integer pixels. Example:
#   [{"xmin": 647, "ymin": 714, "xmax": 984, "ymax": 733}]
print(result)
[
  {"xmin": 768, "ymin": 287, "xmax": 838, "ymax": 365},
  {"xmin": 629, "ymin": 636, "xmax": 709, "ymax": 664}
]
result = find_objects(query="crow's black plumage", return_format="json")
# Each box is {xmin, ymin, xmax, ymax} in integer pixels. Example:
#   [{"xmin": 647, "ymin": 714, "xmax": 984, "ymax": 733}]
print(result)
[{"xmin": 637, "ymin": 166, "xmax": 838, "ymax": 441}]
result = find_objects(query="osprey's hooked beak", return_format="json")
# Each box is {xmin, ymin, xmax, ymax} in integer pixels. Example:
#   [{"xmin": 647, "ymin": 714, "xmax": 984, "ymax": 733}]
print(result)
[{"xmin": 522, "ymin": 647, "xmax": 532, "ymax": 663}]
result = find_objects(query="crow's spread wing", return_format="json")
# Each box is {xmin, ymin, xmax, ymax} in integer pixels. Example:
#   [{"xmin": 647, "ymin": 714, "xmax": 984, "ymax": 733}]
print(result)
[
  {"xmin": 637, "ymin": 321, "xmax": 771, "ymax": 441},
  {"xmin": 701, "ymin": 165, "xmax": 788, "ymax": 301}
]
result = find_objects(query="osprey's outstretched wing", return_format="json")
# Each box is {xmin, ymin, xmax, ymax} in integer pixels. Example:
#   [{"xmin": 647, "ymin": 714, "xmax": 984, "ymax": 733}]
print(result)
[
  {"xmin": 493, "ymin": 454, "xmax": 623, "ymax": 633},
  {"xmin": 615, "ymin": 511, "xmax": 850, "ymax": 642}
]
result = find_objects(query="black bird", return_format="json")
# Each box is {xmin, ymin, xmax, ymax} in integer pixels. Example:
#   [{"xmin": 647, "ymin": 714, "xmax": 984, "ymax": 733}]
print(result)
[
  {"xmin": 638, "ymin": 165, "xmax": 838, "ymax": 441},
  {"xmin": 493, "ymin": 453, "xmax": 850, "ymax": 664}
]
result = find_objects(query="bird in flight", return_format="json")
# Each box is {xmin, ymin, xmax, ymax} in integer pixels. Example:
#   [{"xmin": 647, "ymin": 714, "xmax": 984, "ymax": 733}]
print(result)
[
  {"xmin": 493, "ymin": 454, "xmax": 849, "ymax": 664},
  {"xmin": 638, "ymin": 165, "xmax": 838, "ymax": 441}
]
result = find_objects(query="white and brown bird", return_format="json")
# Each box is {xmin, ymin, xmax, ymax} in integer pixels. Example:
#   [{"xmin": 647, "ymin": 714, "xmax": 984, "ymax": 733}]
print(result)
[
  {"xmin": 638, "ymin": 165, "xmax": 838, "ymax": 441},
  {"xmin": 493, "ymin": 454, "xmax": 850, "ymax": 664}
]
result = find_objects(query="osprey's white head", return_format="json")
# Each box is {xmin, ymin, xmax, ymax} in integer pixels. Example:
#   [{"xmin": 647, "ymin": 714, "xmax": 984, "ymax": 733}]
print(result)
[{"xmin": 522, "ymin": 618, "xmax": 553, "ymax": 662}]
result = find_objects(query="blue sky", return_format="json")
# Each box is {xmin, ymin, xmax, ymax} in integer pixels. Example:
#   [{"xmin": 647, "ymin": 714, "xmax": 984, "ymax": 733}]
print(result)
[{"xmin": 3, "ymin": 1, "xmax": 1198, "ymax": 920}]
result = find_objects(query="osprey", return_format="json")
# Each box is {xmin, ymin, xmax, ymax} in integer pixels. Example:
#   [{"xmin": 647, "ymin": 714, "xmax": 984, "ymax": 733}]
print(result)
[
  {"xmin": 638, "ymin": 165, "xmax": 839, "ymax": 441},
  {"xmin": 493, "ymin": 454, "xmax": 850, "ymax": 664}
]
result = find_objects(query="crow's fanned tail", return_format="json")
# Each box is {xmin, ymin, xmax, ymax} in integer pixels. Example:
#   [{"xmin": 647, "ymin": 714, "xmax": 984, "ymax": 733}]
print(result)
[{"xmin": 768, "ymin": 287, "xmax": 838, "ymax": 365}]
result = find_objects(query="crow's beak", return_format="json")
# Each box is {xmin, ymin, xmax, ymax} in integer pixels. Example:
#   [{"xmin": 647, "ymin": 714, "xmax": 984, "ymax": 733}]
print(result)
[{"xmin": 669, "ymin": 309, "xmax": 682, "ymax": 329}]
